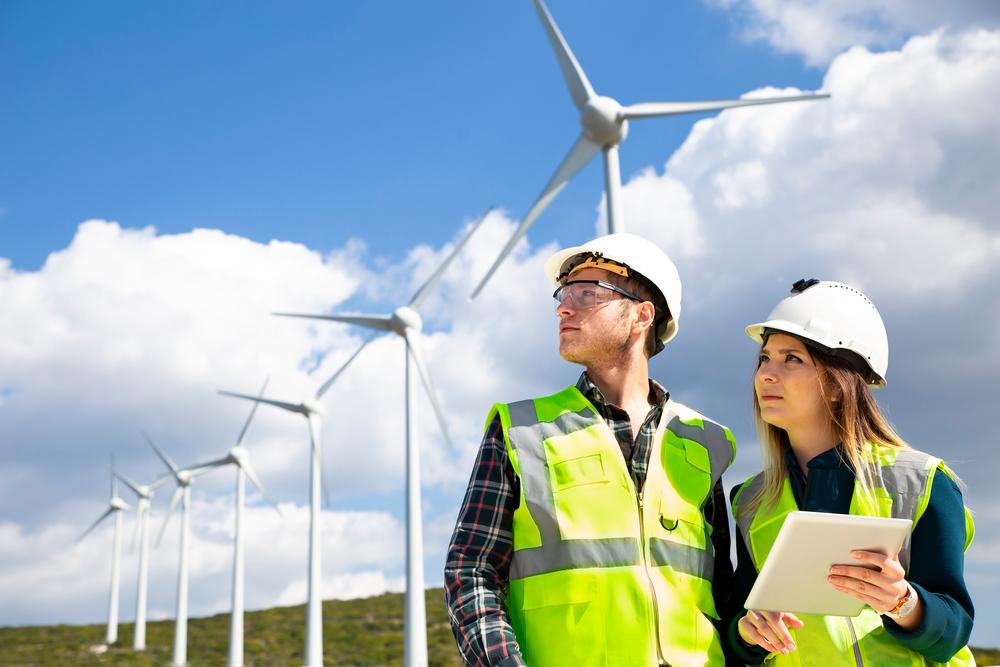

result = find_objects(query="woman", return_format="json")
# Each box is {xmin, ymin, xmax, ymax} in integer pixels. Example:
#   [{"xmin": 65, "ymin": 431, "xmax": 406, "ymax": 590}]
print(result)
[{"xmin": 725, "ymin": 279, "xmax": 975, "ymax": 666}]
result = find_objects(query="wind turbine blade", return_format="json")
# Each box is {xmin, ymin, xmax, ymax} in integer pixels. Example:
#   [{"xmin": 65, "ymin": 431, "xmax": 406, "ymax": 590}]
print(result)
[
  {"xmin": 235, "ymin": 376, "xmax": 270, "ymax": 447},
  {"xmin": 187, "ymin": 458, "xmax": 231, "ymax": 476},
  {"xmin": 273, "ymin": 312, "xmax": 394, "ymax": 332},
  {"xmin": 408, "ymin": 207, "xmax": 494, "ymax": 309},
  {"xmin": 109, "ymin": 454, "xmax": 116, "ymax": 497},
  {"xmin": 531, "ymin": 0, "xmax": 595, "ymax": 109},
  {"xmin": 141, "ymin": 431, "xmax": 180, "ymax": 480},
  {"xmin": 114, "ymin": 471, "xmax": 144, "ymax": 498},
  {"xmin": 404, "ymin": 330, "xmax": 454, "ymax": 450},
  {"xmin": 218, "ymin": 390, "xmax": 304, "ymax": 415},
  {"xmin": 621, "ymin": 93, "xmax": 830, "ymax": 119},
  {"xmin": 77, "ymin": 507, "xmax": 115, "ymax": 543},
  {"xmin": 315, "ymin": 332, "xmax": 379, "ymax": 400},
  {"xmin": 148, "ymin": 473, "xmax": 172, "ymax": 491},
  {"xmin": 242, "ymin": 457, "xmax": 282, "ymax": 516},
  {"xmin": 156, "ymin": 487, "xmax": 183, "ymax": 548},
  {"xmin": 471, "ymin": 135, "xmax": 601, "ymax": 298}
]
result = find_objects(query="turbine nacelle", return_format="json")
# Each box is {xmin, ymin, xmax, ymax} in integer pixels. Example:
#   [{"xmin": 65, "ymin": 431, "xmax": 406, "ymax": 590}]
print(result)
[
  {"xmin": 582, "ymin": 95, "xmax": 628, "ymax": 147},
  {"xmin": 110, "ymin": 497, "xmax": 131, "ymax": 512},
  {"xmin": 392, "ymin": 306, "xmax": 423, "ymax": 335},
  {"xmin": 301, "ymin": 398, "xmax": 326, "ymax": 417},
  {"xmin": 229, "ymin": 445, "xmax": 250, "ymax": 468}
]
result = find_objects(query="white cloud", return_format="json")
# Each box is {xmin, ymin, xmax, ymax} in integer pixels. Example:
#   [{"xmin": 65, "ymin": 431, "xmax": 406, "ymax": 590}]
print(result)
[
  {"xmin": 636, "ymin": 29, "xmax": 1000, "ymax": 301},
  {"xmin": 0, "ymin": 210, "xmax": 568, "ymax": 626},
  {"xmin": 711, "ymin": 0, "xmax": 1000, "ymax": 66},
  {"xmin": 0, "ymin": 499, "xmax": 407, "ymax": 626}
]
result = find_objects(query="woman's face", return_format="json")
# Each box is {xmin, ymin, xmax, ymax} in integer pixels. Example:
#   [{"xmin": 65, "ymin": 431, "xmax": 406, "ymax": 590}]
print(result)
[{"xmin": 755, "ymin": 333, "xmax": 830, "ymax": 435}]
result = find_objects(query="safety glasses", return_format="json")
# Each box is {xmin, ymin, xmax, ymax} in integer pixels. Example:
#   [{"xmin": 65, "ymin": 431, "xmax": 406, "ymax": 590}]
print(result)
[{"xmin": 553, "ymin": 280, "xmax": 642, "ymax": 309}]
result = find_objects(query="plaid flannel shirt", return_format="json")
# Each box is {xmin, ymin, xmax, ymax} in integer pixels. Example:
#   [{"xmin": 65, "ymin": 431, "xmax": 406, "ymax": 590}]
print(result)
[{"xmin": 444, "ymin": 372, "xmax": 735, "ymax": 666}]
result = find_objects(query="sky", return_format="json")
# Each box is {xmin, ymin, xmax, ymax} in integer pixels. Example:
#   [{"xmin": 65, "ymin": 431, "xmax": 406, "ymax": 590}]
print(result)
[{"xmin": 2, "ymin": 0, "xmax": 1000, "ymax": 650}]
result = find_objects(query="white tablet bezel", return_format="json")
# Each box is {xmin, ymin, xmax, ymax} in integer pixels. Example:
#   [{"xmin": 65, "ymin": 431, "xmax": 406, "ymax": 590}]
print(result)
[{"xmin": 744, "ymin": 510, "xmax": 912, "ymax": 617}]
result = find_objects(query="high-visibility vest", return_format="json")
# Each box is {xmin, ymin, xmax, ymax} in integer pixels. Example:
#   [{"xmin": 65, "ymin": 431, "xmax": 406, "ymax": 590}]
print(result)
[
  {"xmin": 489, "ymin": 385, "xmax": 736, "ymax": 667},
  {"xmin": 732, "ymin": 444, "xmax": 976, "ymax": 667}
]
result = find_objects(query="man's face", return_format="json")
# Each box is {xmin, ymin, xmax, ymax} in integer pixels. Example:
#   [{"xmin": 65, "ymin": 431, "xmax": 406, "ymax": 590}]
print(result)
[{"xmin": 554, "ymin": 267, "xmax": 634, "ymax": 365}]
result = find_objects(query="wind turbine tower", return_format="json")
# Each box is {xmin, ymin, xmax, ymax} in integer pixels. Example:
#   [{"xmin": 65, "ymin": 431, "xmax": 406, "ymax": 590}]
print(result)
[
  {"xmin": 190, "ymin": 377, "xmax": 281, "ymax": 667},
  {"xmin": 470, "ymin": 0, "xmax": 829, "ymax": 297},
  {"xmin": 77, "ymin": 458, "xmax": 133, "ymax": 646},
  {"xmin": 115, "ymin": 469, "xmax": 169, "ymax": 651},
  {"xmin": 273, "ymin": 210, "xmax": 490, "ymax": 667}
]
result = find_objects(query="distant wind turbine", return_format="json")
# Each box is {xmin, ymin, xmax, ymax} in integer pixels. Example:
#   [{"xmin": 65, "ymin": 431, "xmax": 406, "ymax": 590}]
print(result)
[
  {"xmin": 114, "ymin": 468, "xmax": 170, "ymax": 651},
  {"xmin": 145, "ymin": 432, "xmax": 217, "ymax": 667},
  {"xmin": 470, "ymin": 0, "xmax": 829, "ymax": 297},
  {"xmin": 218, "ymin": 367, "xmax": 353, "ymax": 666},
  {"xmin": 273, "ymin": 210, "xmax": 490, "ymax": 667},
  {"xmin": 77, "ymin": 457, "xmax": 133, "ymax": 646},
  {"xmin": 189, "ymin": 377, "xmax": 281, "ymax": 667}
]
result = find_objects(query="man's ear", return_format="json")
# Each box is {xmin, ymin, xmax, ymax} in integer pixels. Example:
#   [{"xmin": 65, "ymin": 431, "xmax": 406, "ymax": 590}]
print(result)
[{"xmin": 632, "ymin": 301, "xmax": 656, "ymax": 335}]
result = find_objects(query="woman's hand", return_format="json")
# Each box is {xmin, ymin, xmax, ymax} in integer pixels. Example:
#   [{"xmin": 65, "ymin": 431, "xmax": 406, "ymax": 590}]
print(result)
[
  {"xmin": 738, "ymin": 609, "xmax": 803, "ymax": 654},
  {"xmin": 828, "ymin": 549, "xmax": 923, "ymax": 629},
  {"xmin": 827, "ymin": 550, "xmax": 907, "ymax": 611}
]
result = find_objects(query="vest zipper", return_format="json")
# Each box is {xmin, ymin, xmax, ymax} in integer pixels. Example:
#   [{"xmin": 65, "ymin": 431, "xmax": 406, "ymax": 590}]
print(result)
[
  {"xmin": 637, "ymin": 490, "xmax": 666, "ymax": 665},
  {"xmin": 845, "ymin": 617, "xmax": 863, "ymax": 667}
]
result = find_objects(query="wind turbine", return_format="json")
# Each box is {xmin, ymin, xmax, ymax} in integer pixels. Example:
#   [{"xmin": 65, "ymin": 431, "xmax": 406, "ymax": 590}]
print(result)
[
  {"xmin": 115, "ymin": 467, "xmax": 170, "ymax": 651},
  {"xmin": 189, "ymin": 377, "xmax": 281, "ymax": 667},
  {"xmin": 77, "ymin": 457, "xmax": 132, "ymax": 646},
  {"xmin": 218, "ymin": 368, "xmax": 348, "ymax": 666},
  {"xmin": 145, "ymin": 432, "xmax": 216, "ymax": 667},
  {"xmin": 273, "ymin": 211, "xmax": 490, "ymax": 667},
  {"xmin": 470, "ymin": 0, "xmax": 829, "ymax": 297}
]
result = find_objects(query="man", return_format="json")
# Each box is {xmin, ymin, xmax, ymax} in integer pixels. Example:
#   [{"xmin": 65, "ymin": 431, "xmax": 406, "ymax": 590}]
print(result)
[{"xmin": 445, "ymin": 233, "xmax": 737, "ymax": 667}]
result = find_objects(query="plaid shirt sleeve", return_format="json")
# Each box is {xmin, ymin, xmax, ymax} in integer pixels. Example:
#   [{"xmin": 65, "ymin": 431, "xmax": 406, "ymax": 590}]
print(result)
[{"xmin": 444, "ymin": 413, "xmax": 526, "ymax": 667}]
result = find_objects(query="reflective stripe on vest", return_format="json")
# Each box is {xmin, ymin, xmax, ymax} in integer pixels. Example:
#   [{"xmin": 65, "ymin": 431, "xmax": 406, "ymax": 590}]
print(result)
[
  {"xmin": 493, "ymin": 386, "xmax": 735, "ymax": 667},
  {"xmin": 732, "ymin": 444, "xmax": 976, "ymax": 667}
]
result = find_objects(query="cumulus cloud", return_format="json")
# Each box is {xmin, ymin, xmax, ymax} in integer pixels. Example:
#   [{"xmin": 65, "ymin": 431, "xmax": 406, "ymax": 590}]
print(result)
[
  {"xmin": 626, "ymin": 29, "xmax": 1000, "ymax": 302},
  {"xmin": 0, "ymin": 500, "xmax": 406, "ymax": 626},
  {"xmin": 0, "ymin": 210, "xmax": 568, "ymax": 627},
  {"xmin": 709, "ymin": 0, "xmax": 1000, "ymax": 66}
]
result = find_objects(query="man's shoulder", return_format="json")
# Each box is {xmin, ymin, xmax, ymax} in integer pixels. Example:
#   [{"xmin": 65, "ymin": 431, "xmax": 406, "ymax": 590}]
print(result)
[
  {"xmin": 489, "ymin": 384, "xmax": 580, "ymax": 411},
  {"xmin": 663, "ymin": 395, "xmax": 731, "ymax": 432}
]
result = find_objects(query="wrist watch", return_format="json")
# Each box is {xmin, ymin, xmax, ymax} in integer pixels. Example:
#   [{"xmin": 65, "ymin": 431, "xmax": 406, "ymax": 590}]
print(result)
[{"xmin": 885, "ymin": 582, "xmax": 918, "ymax": 620}]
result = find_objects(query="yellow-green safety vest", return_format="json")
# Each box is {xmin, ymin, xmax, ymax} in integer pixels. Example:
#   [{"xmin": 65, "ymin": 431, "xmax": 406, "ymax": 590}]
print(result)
[
  {"xmin": 489, "ymin": 386, "xmax": 736, "ymax": 667},
  {"xmin": 732, "ymin": 444, "xmax": 976, "ymax": 667}
]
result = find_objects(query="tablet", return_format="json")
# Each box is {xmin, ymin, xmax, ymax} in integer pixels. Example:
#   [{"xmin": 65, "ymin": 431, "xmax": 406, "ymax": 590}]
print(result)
[{"xmin": 744, "ymin": 511, "xmax": 912, "ymax": 617}]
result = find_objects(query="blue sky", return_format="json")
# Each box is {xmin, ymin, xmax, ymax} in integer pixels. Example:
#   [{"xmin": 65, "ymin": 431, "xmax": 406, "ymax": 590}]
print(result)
[
  {"xmin": 1, "ymin": 1, "xmax": 817, "ymax": 269},
  {"xmin": 2, "ymin": 0, "xmax": 1000, "ymax": 651}
]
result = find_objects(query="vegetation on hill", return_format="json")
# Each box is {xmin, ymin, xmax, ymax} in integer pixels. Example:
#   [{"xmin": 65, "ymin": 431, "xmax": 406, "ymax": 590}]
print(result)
[
  {"xmin": 0, "ymin": 589, "xmax": 460, "ymax": 667},
  {"xmin": 1, "ymin": 589, "xmax": 997, "ymax": 666}
]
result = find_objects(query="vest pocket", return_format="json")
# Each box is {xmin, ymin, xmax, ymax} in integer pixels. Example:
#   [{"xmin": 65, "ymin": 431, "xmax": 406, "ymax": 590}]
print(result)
[
  {"xmin": 552, "ymin": 452, "xmax": 608, "ymax": 490},
  {"xmin": 519, "ymin": 574, "xmax": 607, "ymax": 666}
]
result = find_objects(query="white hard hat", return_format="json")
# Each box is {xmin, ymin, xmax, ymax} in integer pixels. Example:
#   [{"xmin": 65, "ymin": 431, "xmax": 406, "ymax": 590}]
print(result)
[
  {"xmin": 544, "ymin": 233, "xmax": 682, "ymax": 351},
  {"xmin": 746, "ymin": 279, "xmax": 889, "ymax": 387}
]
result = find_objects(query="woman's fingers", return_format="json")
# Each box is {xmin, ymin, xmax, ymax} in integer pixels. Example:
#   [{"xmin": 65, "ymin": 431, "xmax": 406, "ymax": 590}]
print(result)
[
  {"xmin": 744, "ymin": 610, "xmax": 798, "ymax": 654},
  {"xmin": 828, "ymin": 550, "xmax": 908, "ymax": 612},
  {"xmin": 781, "ymin": 612, "xmax": 804, "ymax": 629},
  {"xmin": 738, "ymin": 615, "xmax": 778, "ymax": 652}
]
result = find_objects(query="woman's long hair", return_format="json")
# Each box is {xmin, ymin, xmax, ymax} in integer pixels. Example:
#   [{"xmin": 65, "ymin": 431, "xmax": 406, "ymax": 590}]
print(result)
[{"xmin": 739, "ymin": 339, "xmax": 912, "ymax": 519}]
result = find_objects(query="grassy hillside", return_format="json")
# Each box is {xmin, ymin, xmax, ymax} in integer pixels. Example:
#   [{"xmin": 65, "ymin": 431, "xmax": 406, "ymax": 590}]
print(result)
[
  {"xmin": 2, "ymin": 589, "xmax": 998, "ymax": 666},
  {"xmin": 0, "ymin": 589, "xmax": 461, "ymax": 667}
]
